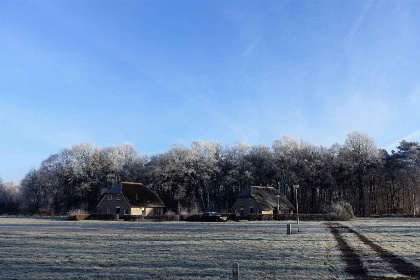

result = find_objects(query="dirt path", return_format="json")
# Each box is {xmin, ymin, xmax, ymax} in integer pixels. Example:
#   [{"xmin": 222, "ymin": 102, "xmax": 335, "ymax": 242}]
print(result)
[{"xmin": 328, "ymin": 223, "xmax": 420, "ymax": 280}]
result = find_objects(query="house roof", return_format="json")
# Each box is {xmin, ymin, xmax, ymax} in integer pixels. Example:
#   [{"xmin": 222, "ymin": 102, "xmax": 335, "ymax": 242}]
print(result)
[
  {"xmin": 104, "ymin": 182, "xmax": 165, "ymax": 208},
  {"xmin": 238, "ymin": 186, "xmax": 295, "ymax": 211}
]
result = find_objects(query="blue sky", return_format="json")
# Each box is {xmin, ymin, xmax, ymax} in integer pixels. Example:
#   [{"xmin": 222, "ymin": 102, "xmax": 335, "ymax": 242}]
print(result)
[{"xmin": 1, "ymin": 0, "xmax": 419, "ymax": 183}]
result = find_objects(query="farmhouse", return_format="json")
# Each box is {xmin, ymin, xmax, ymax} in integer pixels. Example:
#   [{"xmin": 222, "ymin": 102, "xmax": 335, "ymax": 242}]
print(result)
[
  {"xmin": 231, "ymin": 186, "xmax": 295, "ymax": 218},
  {"xmin": 97, "ymin": 182, "xmax": 165, "ymax": 217}
]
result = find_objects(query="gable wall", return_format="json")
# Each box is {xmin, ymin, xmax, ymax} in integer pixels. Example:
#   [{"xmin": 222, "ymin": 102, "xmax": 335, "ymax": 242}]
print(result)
[
  {"xmin": 131, "ymin": 207, "xmax": 142, "ymax": 215},
  {"xmin": 97, "ymin": 194, "xmax": 131, "ymax": 215},
  {"xmin": 231, "ymin": 197, "xmax": 262, "ymax": 218}
]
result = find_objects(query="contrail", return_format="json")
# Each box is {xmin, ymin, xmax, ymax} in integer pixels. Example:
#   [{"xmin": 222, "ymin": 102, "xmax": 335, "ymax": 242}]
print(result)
[{"xmin": 385, "ymin": 129, "xmax": 420, "ymax": 151}]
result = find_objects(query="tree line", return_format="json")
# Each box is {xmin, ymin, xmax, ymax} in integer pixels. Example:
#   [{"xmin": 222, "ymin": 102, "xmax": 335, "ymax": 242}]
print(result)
[{"xmin": 0, "ymin": 131, "xmax": 419, "ymax": 216}]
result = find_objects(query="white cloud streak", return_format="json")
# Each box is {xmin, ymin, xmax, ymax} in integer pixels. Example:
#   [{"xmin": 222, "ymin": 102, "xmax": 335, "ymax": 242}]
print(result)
[
  {"xmin": 385, "ymin": 129, "xmax": 420, "ymax": 151},
  {"xmin": 347, "ymin": 0, "xmax": 372, "ymax": 46}
]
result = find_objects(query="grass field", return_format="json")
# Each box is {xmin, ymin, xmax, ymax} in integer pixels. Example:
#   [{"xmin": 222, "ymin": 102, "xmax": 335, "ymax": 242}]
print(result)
[{"xmin": 0, "ymin": 217, "xmax": 418, "ymax": 279}]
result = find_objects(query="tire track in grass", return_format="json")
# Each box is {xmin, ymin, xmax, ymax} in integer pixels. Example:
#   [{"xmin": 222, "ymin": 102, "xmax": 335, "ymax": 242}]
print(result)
[
  {"xmin": 346, "ymin": 226, "xmax": 420, "ymax": 280},
  {"xmin": 329, "ymin": 223, "xmax": 369, "ymax": 279},
  {"xmin": 330, "ymin": 223, "xmax": 420, "ymax": 280}
]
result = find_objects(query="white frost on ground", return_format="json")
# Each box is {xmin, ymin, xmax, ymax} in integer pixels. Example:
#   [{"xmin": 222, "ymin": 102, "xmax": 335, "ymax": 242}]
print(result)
[
  {"xmin": 340, "ymin": 229, "xmax": 409, "ymax": 279},
  {"xmin": 1, "ymin": 217, "xmax": 417, "ymax": 279},
  {"xmin": 0, "ymin": 218, "xmax": 344, "ymax": 280},
  {"xmin": 343, "ymin": 218, "xmax": 420, "ymax": 268}
]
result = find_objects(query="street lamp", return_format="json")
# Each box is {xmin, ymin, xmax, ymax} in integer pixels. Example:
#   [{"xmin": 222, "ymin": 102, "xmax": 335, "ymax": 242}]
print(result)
[
  {"xmin": 277, "ymin": 194, "xmax": 280, "ymax": 214},
  {"xmin": 293, "ymin": 185, "xmax": 300, "ymax": 232}
]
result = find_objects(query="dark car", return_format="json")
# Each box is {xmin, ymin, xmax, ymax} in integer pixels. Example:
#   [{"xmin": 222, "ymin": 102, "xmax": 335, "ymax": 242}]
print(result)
[{"xmin": 201, "ymin": 212, "xmax": 227, "ymax": 222}]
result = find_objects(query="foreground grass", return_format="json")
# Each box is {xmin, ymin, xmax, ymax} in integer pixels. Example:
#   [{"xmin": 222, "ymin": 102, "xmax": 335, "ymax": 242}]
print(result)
[
  {"xmin": 0, "ymin": 217, "xmax": 418, "ymax": 279},
  {"xmin": 343, "ymin": 218, "xmax": 420, "ymax": 269},
  {"xmin": 0, "ymin": 217, "xmax": 344, "ymax": 279}
]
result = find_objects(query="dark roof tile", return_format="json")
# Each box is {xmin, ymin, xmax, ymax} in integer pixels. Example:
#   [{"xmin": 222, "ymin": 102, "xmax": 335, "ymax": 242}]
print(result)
[
  {"xmin": 238, "ymin": 186, "xmax": 295, "ymax": 211},
  {"xmin": 105, "ymin": 182, "xmax": 165, "ymax": 208}
]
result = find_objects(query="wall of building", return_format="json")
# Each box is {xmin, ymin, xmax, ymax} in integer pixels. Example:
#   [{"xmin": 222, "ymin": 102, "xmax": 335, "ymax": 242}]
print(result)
[
  {"xmin": 261, "ymin": 209, "xmax": 293, "ymax": 214},
  {"xmin": 153, "ymin": 208, "xmax": 162, "ymax": 216},
  {"xmin": 97, "ymin": 194, "xmax": 131, "ymax": 215},
  {"xmin": 144, "ymin": 207, "xmax": 163, "ymax": 216},
  {"xmin": 131, "ymin": 208, "xmax": 142, "ymax": 215},
  {"xmin": 125, "ymin": 207, "xmax": 163, "ymax": 216},
  {"xmin": 231, "ymin": 197, "xmax": 262, "ymax": 218},
  {"xmin": 97, "ymin": 194, "xmax": 164, "ymax": 217}
]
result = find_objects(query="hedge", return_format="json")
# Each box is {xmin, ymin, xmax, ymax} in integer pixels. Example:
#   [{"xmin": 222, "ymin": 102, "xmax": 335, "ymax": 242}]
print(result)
[
  {"xmin": 181, "ymin": 213, "xmax": 240, "ymax": 222},
  {"xmin": 68, "ymin": 213, "xmax": 119, "ymax": 221},
  {"xmin": 124, "ymin": 214, "xmax": 180, "ymax": 222},
  {"xmin": 88, "ymin": 214, "xmax": 119, "ymax": 220},
  {"xmin": 222, "ymin": 213, "xmax": 240, "ymax": 222},
  {"xmin": 180, "ymin": 214, "xmax": 202, "ymax": 222},
  {"xmin": 248, "ymin": 213, "xmax": 332, "ymax": 221},
  {"xmin": 248, "ymin": 214, "xmax": 274, "ymax": 221},
  {"xmin": 147, "ymin": 214, "xmax": 180, "ymax": 222},
  {"xmin": 123, "ymin": 215, "xmax": 143, "ymax": 221},
  {"xmin": 275, "ymin": 214, "xmax": 329, "ymax": 221}
]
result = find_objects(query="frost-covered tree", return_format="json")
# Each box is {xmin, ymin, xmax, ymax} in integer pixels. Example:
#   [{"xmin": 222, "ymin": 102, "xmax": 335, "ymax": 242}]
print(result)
[
  {"xmin": 20, "ymin": 169, "xmax": 44, "ymax": 213},
  {"xmin": 338, "ymin": 131, "xmax": 380, "ymax": 216},
  {"xmin": 0, "ymin": 177, "xmax": 20, "ymax": 214},
  {"xmin": 16, "ymin": 133, "xmax": 419, "ymax": 216}
]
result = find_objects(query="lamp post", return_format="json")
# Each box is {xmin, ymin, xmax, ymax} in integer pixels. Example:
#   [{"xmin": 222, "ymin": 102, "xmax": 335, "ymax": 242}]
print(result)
[
  {"xmin": 277, "ymin": 195, "xmax": 280, "ymax": 214},
  {"xmin": 293, "ymin": 185, "xmax": 300, "ymax": 232}
]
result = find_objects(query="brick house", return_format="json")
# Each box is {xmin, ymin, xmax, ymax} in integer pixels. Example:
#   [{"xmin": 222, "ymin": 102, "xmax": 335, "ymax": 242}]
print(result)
[
  {"xmin": 231, "ymin": 186, "xmax": 295, "ymax": 218},
  {"xmin": 97, "ymin": 182, "xmax": 165, "ymax": 217}
]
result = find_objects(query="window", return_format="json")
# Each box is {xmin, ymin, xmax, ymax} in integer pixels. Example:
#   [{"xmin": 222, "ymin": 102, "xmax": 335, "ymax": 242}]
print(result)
[
  {"xmin": 154, "ymin": 208, "xmax": 160, "ymax": 216},
  {"xmin": 101, "ymin": 209, "xmax": 106, "ymax": 214},
  {"xmin": 116, "ymin": 206, "xmax": 120, "ymax": 215},
  {"xmin": 116, "ymin": 194, "xmax": 121, "ymax": 200},
  {"xmin": 249, "ymin": 207, "xmax": 254, "ymax": 214},
  {"xmin": 124, "ymin": 209, "xmax": 129, "ymax": 215},
  {"xmin": 240, "ymin": 207, "xmax": 244, "ymax": 216},
  {"xmin": 108, "ymin": 195, "xmax": 112, "ymax": 200},
  {"xmin": 106, "ymin": 207, "xmax": 111, "ymax": 214}
]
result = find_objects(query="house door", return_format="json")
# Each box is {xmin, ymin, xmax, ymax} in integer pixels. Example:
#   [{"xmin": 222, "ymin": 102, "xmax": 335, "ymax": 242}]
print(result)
[
  {"xmin": 116, "ymin": 207, "xmax": 120, "ymax": 215},
  {"xmin": 142, "ymin": 209, "xmax": 145, "ymax": 217}
]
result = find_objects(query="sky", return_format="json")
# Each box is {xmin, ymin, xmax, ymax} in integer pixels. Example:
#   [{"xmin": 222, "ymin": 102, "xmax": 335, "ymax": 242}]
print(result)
[{"xmin": 1, "ymin": 0, "xmax": 419, "ymax": 183}]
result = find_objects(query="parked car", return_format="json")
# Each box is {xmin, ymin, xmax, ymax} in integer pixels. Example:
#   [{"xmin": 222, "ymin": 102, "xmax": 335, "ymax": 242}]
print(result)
[{"xmin": 201, "ymin": 212, "xmax": 227, "ymax": 222}]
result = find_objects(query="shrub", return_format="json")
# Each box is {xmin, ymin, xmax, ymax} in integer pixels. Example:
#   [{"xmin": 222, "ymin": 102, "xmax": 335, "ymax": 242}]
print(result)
[
  {"xmin": 303, "ymin": 214, "xmax": 328, "ymax": 221},
  {"xmin": 72, "ymin": 214, "xmax": 90, "ymax": 221},
  {"xmin": 68, "ymin": 209, "xmax": 88, "ymax": 216},
  {"xmin": 123, "ymin": 215, "xmax": 143, "ymax": 221},
  {"xmin": 180, "ymin": 214, "xmax": 202, "ymax": 221},
  {"xmin": 88, "ymin": 213, "xmax": 119, "ymax": 220},
  {"xmin": 67, "ymin": 209, "xmax": 90, "ymax": 221},
  {"xmin": 273, "ymin": 214, "xmax": 293, "ymax": 221},
  {"xmin": 248, "ymin": 213, "xmax": 260, "ymax": 221},
  {"xmin": 248, "ymin": 214, "xmax": 273, "ymax": 221},
  {"xmin": 327, "ymin": 202, "xmax": 355, "ymax": 221},
  {"xmin": 270, "ymin": 213, "xmax": 329, "ymax": 221},
  {"xmin": 262, "ymin": 214, "xmax": 273, "ymax": 221},
  {"xmin": 150, "ymin": 214, "xmax": 180, "ymax": 222},
  {"xmin": 222, "ymin": 213, "xmax": 240, "ymax": 222}
]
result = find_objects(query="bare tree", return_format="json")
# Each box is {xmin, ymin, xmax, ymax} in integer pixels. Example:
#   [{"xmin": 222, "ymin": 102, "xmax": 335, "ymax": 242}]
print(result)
[
  {"xmin": 15, "ymin": 134, "xmax": 419, "ymax": 216},
  {"xmin": 339, "ymin": 131, "xmax": 380, "ymax": 216},
  {"xmin": 0, "ymin": 177, "xmax": 20, "ymax": 214}
]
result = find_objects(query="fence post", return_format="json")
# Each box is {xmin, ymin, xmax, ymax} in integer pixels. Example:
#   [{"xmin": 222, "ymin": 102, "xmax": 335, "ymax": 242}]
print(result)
[
  {"xmin": 232, "ymin": 262, "xmax": 239, "ymax": 280},
  {"xmin": 287, "ymin": 223, "xmax": 292, "ymax": 235}
]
